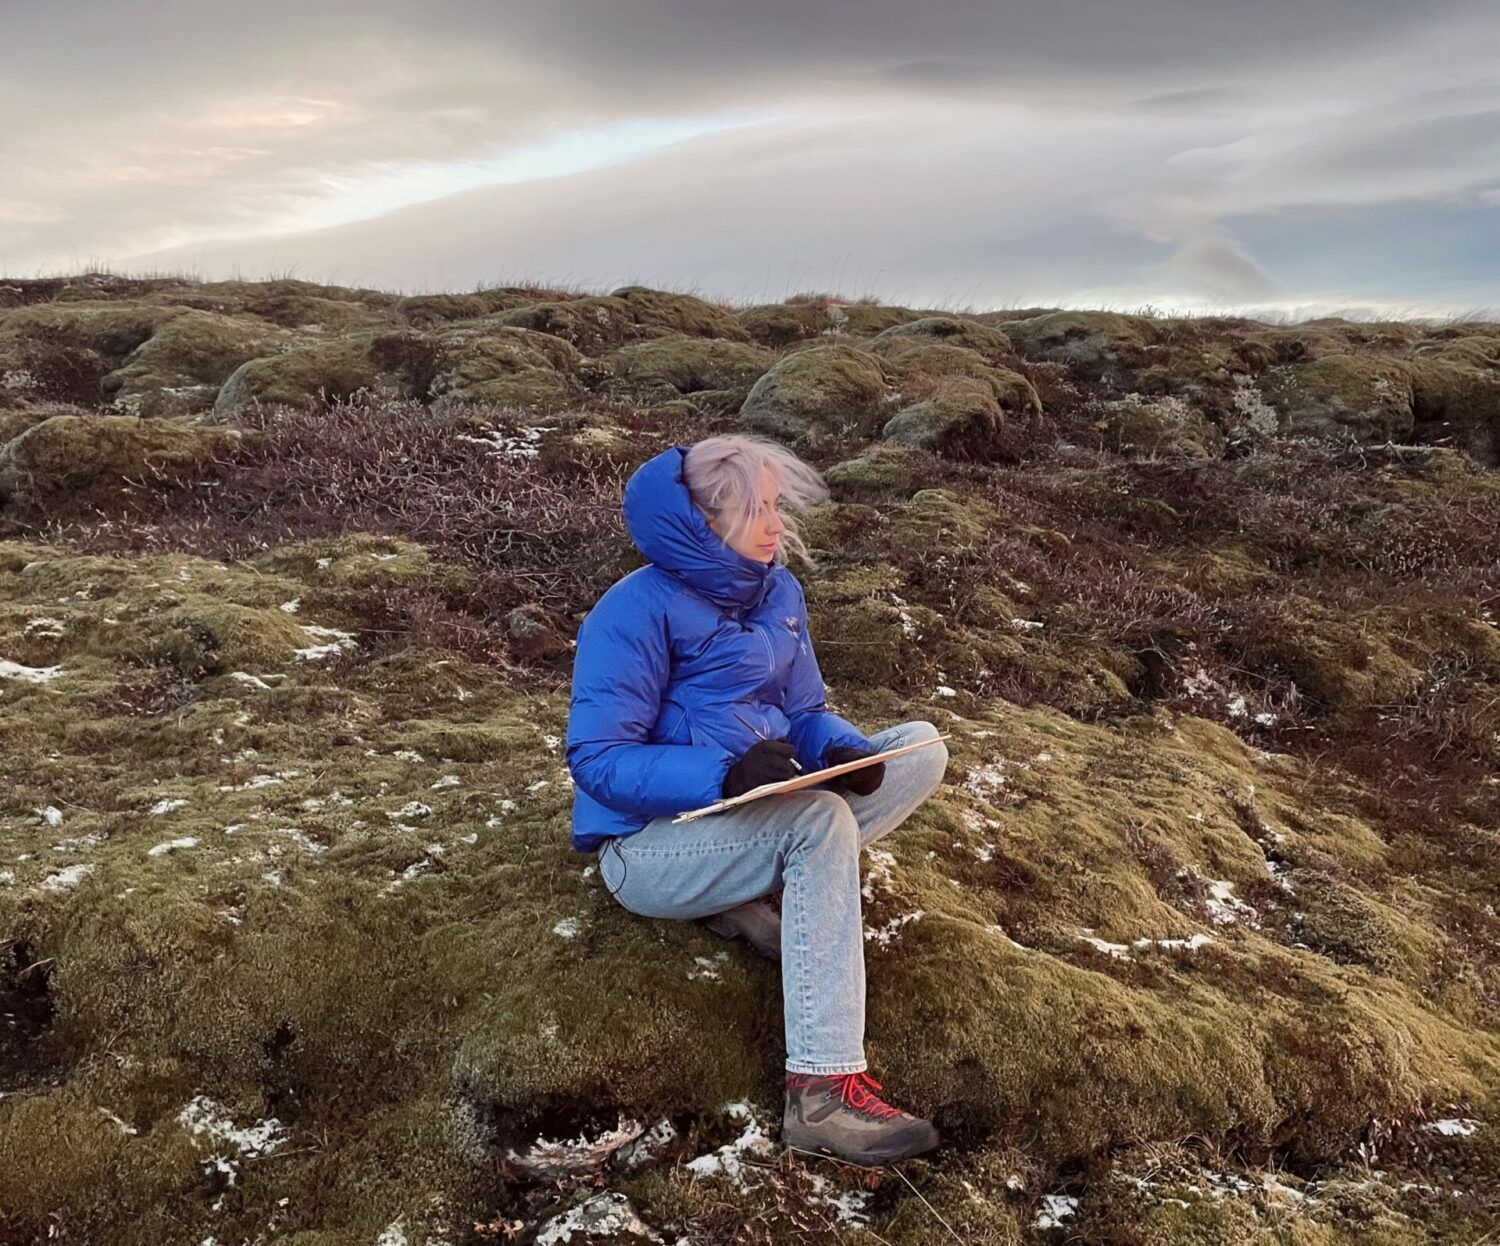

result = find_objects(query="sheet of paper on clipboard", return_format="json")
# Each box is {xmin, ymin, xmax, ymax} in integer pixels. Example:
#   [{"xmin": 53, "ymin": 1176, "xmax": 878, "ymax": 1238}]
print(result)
[{"xmin": 672, "ymin": 733, "xmax": 951, "ymax": 824}]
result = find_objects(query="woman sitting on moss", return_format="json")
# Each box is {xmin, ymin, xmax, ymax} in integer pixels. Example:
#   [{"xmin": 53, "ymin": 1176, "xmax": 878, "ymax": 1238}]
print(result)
[{"xmin": 565, "ymin": 432, "xmax": 949, "ymax": 1166}]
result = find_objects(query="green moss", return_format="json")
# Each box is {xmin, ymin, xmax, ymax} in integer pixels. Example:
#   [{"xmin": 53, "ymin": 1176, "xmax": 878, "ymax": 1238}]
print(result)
[
  {"xmin": 105, "ymin": 310, "xmax": 287, "ymax": 417},
  {"xmin": 396, "ymin": 289, "xmax": 541, "ymax": 326},
  {"xmin": 824, "ymin": 444, "xmax": 925, "ymax": 498},
  {"xmin": 0, "ymin": 414, "xmax": 241, "ymax": 516},
  {"xmin": 1093, "ymin": 393, "xmax": 1226, "ymax": 459},
  {"xmin": 1408, "ymin": 359, "xmax": 1500, "ymax": 466},
  {"xmin": 873, "ymin": 315, "xmax": 1014, "ymax": 356},
  {"xmin": 882, "ymin": 384, "xmax": 1004, "ymax": 457},
  {"xmin": 214, "ymin": 335, "xmax": 391, "ymax": 412},
  {"xmin": 891, "ymin": 488, "xmax": 1002, "ymax": 546},
  {"xmin": 738, "ymin": 344, "xmax": 890, "ymax": 441},
  {"xmin": 428, "ymin": 326, "xmax": 584, "ymax": 413},
  {"xmin": 604, "ymin": 335, "xmax": 771, "ymax": 398},
  {"xmin": 1001, "ymin": 311, "xmax": 1162, "ymax": 378},
  {"xmin": 497, "ymin": 288, "xmax": 746, "ymax": 355},
  {"xmin": 1258, "ymin": 355, "xmax": 1417, "ymax": 444}
]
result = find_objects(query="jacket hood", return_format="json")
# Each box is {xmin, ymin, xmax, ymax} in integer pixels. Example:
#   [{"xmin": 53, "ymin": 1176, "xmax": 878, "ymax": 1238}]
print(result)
[{"xmin": 623, "ymin": 445, "xmax": 773, "ymax": 612}]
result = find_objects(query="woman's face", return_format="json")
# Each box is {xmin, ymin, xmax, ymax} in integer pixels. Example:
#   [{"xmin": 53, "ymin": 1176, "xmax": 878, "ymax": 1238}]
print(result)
[{"xmin": 708, "ymin": 467, "xmax": 787, "ymax": 563}]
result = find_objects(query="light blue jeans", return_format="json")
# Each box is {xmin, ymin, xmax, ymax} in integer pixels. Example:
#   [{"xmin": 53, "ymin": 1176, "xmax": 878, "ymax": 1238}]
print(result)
[{"xmin": 596, "ymin": 720, "xmax": 948, "ymax": 1075}]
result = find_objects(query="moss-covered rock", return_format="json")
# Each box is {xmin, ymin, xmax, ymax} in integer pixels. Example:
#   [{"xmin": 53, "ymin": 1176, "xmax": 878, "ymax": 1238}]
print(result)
[
  {"xmin": 882, "ymin": 383, "xmax": 1007, "ymax": 458},
  {"xmin": 0, "ymin": 414, "xmax": 241, "ymax": 515},
  {"xmin": 1092, "ymin": 393, "xmax": 1226, "ymax": 459},
  {"xmin": 427, "ymin": 326, "xmax": 585, "ymax": 413},
  {"xmin": 1408, "ymin": 358, "xmax": 1500, "ymax": 465},
  {"xmin": 537, "ymin": 421, "xmax": 649, "ymax": 473},
  {"xmin": 395, "ymin": 289, "xmax": 545, "ymax": 327},
  {"xmin": 891, "ymin": 487, "xmax": 1003, "ymax": 546},
  {"xmin": 603, "ymin": 336, "xmax": 771, "ymax": 399},
  {"xmin": 103, "ymin": 310, "xmax": 287, "ymax": 418},
  {"xmin": 873, "ymin": 316, "xmax": 1014, "ymax": 357},
  {"xmin": 1257, "ymin": 355, "xmax": 1417, "ymax": 444},
  {"xmin": 735, "ymin": 301, "xmax": 920, "ymax": 347},
  {"xmin": 824, "ymin": 444, "xmax": 925, "ymax": 498},
  {"xmin": 1001, "ymin": 310, "xmax": 1163, "ymax": 378},
  {"xmin": 497, "ymin": 288, "xmax": 747, "ymax": 355},
  {"xmin": 142, "ymin": 278, "xmax": 401, "ymax": 333},
  {"xmin": 0, "ymin": 301, "xmax": 181, "ymax": 406},
  {"xmin": 214, "ymin": 335, "xmax": 392, "ymax": 412},
  {"xmin": 737, "ymin": 344, "xmax": 890, "ymax": 441}
]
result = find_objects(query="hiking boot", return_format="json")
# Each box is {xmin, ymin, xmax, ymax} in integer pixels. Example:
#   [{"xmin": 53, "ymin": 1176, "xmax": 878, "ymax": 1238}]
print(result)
[
  {"xmin": 700, "ymin": 897, "xmax": 781, "ymax": 960},
  {"xmin": 782, "ymin": 1071, "xmax": 941, "ymax": 1165}
]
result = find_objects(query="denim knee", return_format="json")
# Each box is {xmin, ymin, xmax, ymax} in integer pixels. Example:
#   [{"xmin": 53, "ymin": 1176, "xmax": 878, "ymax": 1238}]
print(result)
[
  {"xmin": 902, "ymin": 719, "xmax": 949, "ymax": 790},
  {"xmin": 787, "ymin": 790, "xmax": 861, "ymax": 854}
]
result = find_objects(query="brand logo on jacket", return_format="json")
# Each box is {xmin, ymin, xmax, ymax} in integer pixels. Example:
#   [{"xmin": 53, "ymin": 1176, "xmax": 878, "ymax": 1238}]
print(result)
[{"xmin": 783, "ymin": 616, "xmax": 800, "ymax": 634}]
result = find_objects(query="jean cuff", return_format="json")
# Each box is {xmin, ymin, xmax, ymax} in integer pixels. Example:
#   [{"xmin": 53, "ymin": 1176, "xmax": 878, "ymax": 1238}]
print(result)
[{"xmin": 784, "ymin": 1058, "xmax": 868, "ymax": 1075}]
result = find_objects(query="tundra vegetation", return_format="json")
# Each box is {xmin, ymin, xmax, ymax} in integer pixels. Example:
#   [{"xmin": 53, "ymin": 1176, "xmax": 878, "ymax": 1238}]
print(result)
[{"xmin": 2, "ymin": 272, "xmax": 1499, "ymax": 1244}]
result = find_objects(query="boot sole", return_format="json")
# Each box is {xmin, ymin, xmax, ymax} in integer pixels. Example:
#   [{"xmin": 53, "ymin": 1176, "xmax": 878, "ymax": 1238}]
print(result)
[{"xmin": 782, "ymin": 1129, "xmax": 941, "ymax": 1166}]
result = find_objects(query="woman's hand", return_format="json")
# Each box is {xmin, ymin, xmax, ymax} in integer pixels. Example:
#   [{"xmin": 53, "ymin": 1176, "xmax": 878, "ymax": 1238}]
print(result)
[
  {"xmin": 723, "ymin": 739, "xmax": 801, "ymax": 798},
  {"xmin": 824, "ymin": 746, "xmax": 885, "ymax": 796}
]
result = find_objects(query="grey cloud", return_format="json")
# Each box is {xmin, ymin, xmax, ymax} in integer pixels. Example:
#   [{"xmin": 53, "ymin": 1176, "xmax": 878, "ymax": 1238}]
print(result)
[{"xmin": 4, "ymin": 0, "xmax": 1500, "ymax": 313}]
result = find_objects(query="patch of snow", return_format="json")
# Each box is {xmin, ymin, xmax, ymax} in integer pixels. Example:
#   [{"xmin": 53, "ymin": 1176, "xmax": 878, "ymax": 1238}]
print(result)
[
  {"xmin": 386, "ymin": 801, "xmax": 432, "ymax": 820},
  {"xmin": 1202, "ymin": 877, "xmax": 1259, "ymax": 926},
  {"xmin": 148, "ymin": 798, "xmax": 188, "ymax": 816},
  {"xmin": 293, "ymin": 624, "xmax": 358, "ymax": 661},
  {"xmin": 962, "ymin": 760, "xmax": 1007, "ymax": 801},
  {"xmin": 689, "ymin": 951, "xmax": 731, "ymax": 981},
  {"xmin": 526, "ymin": 778, "xmax": 551, "ymax": 793},
  {"xmin": 148, "ymin": 837, "xmax": 198, "ymax": 856},
  {"xmin": 217, "ymin": 770, "xmax": 300, "ymax": 792},
  {"xmin": 392, "ymin": 749, "xmax": 424, "ymax": 763},
  {"xmin": 456, "ymin": 426, "xmax": 547, "ymax": 461},
  {"xmin": 865, "ymin": 911, "xmax": 924, "ymax": 946},
  {"xmin": 861, "ymin": 848, "xmax": 896, "ymax": 901},
  {"xmin": 24, "ymin": 616, "xmax": 66, "ymax": 638},
  {"xmin": 430, "ymin": 774, "xmax": 460, "ymax": 789},
  {"xmin": 36, "ymin": 805, "xmax": 63, "ymax": 827},
  {"xmin": 39, "ymin": 863, "xmax": 94, "ymax": 892},
  {"xmin": 686, "ymin": 1102, "xmax": 775, "ymax": 1188},
  {"xmin": 553, "ymin": 917, "xmax": 582, "ymax": 939},
  {"xmin": 1425, "ymin": 1118, "xmax": 1480, "ymax": 1137},
  {"xmin": 1035, "ymin": 1193, "xmax": 1078, "ymax": 1229},
  {"xmin": 374, "ymin": 1217, "xmax": 407, "ymax": 1246},
  {"xmin": 229, "ymin": 671, "xmax": 276, "ymax": 691},
  {"xmin": 535, "ymin": 1193, "xmax": 661, "ymax": 1246},
  {"xmin": 934, "ymin": 685, "xmax": 957, "ymax": 698},
  {"xmin": 177, "ymin": 1095, "xmax": 288, "ymax": 1188},
  {"xmin": 274, "ymin": 827, "xmax": 326, "ymax": 854},
  {"xmin": 543, "ymin": 733, "xmax": 562, "ymax": 751},
  {"xmin": 1, "ymin": 658, "xmax": 65, "ymax": 682},
  {"xmin": 278, "ymin": 598, "xmax": 300, "ymax": 613},
  {"xmin": 1011, "ymin": 617, "xmax": 1045, "ymax": 631}
]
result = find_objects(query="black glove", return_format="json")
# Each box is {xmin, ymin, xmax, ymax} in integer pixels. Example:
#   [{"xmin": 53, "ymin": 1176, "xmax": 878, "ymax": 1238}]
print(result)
[
  {"xmin": 723, "ymin": 739, "xmax": 801, "ymax": 798},
  {"xmin": 824, "ymin": 746, "xmax": 885, "ymax": 796}
]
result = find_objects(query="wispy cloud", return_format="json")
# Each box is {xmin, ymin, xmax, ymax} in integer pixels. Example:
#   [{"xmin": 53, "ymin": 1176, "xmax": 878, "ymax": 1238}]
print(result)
[{"xmin": 3, "ymin": 0, "xmax": 1498, "ymax": 313}]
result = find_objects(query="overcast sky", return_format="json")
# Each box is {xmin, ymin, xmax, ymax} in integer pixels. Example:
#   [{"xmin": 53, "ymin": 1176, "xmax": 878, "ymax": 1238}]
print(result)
[{"xmin": 3, "ymin": 0, "xmax": 1498, "ymax": 317}]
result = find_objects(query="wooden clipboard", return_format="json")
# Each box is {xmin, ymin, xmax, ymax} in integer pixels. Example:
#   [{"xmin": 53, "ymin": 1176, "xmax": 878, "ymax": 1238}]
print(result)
[{"xmin": 672, "ymin": 733, "xmax": 951, "ymax": 823}]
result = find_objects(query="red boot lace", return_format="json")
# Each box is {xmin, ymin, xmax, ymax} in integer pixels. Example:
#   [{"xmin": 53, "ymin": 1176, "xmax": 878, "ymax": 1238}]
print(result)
[{"xmin": 796, "ymin": 1071, "xmax": 902, "ymax": 1119}]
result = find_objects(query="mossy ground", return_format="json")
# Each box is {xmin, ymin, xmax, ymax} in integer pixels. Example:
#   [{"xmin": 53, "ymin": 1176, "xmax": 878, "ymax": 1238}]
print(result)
[{"xmin": 2, "ymin": 276, "xmax": 1498, "ymax": 1244}]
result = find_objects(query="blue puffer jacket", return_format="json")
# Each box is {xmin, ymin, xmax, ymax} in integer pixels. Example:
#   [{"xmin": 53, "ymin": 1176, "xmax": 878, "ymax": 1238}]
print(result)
[{"xmin": 565, "ymin": 445, "xmax": 873, "ymax": 851}]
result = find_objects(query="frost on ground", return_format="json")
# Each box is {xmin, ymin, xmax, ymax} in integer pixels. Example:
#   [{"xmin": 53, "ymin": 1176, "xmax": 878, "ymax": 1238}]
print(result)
[
  {"xmin": 685, "ymin": 1103, "xmax": 775, "ymax": 1188},
  {"xmin": 176, "ymin": 1095, "xmax": 289, "ymax": 1190}
]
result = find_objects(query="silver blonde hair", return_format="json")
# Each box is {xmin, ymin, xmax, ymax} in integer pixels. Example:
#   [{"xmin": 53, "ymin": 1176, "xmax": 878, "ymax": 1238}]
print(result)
[{"xmin": 683, "ymin": 433, "xmax": 828, "ymax": 567}]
